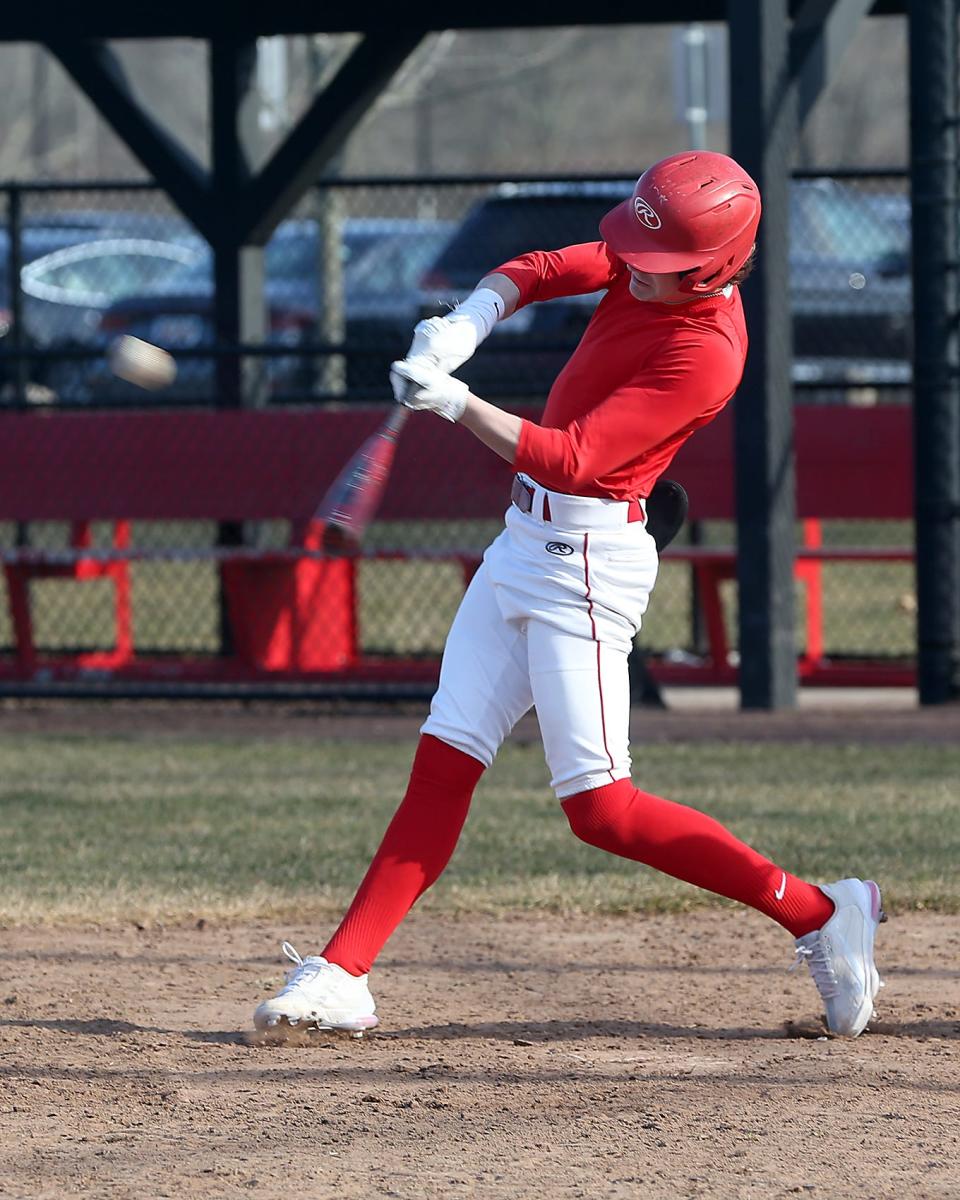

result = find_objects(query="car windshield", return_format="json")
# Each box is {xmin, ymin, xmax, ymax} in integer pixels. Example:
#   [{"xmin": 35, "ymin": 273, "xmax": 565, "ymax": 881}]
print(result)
[
  {"xmin": 792, "ymin": 184, "xmax": 906, "ymax": 263},
  {"xmin": 431, "ymin": 194, "xmax": 623, "ymax": 281},
  {"xmin": 165, "ymin": 224, "xmax": 451, "ymax": 295},
  {"xmin": 20, "ymin": 240, "xmax": 201, "ymax": 306},
  {"xmin": 347, "ymin": 229, "xmax": 453, "ymax": 296},
  {"xmin": 266, "ymin": 231, "xmax": 319, "ymax": 281}
]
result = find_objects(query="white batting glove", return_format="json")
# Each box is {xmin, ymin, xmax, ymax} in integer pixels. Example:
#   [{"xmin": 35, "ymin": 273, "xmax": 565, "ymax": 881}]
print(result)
[
  {"xmin": 407, "ymin": 315, "xmax": 478, "ymax": 373},
  {"xmin": 390, "ymin": 358, "xmax": 470, "ymax": 423},
  {"xmin": 406, "ymin": 287, "xmax": 505, "ymax": 373}
]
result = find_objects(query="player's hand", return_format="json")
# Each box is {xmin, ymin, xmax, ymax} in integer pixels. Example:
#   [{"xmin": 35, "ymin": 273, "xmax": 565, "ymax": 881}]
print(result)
[
  {"xmin": 404, "ymin": 287, "xmax": 505, "ymax": 372},
  {"xmin": 390, "ymin": 357, "xmax": 470, "ymax": 423},
  {"xmin": 405, "ymin": 315, "xmax": 479, "ymax": 374}
]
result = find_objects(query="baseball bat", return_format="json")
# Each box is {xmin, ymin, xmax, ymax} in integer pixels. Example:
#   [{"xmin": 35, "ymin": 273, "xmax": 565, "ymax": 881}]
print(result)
[{"xmin": 314, "ymin": 406, "xmax": 410, "ymax": 554}]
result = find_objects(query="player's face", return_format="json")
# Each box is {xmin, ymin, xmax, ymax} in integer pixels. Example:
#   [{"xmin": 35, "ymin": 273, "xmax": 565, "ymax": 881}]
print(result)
[{"xmin": 626, "ymin": 266, "xmax": 690, "ymax": 304}]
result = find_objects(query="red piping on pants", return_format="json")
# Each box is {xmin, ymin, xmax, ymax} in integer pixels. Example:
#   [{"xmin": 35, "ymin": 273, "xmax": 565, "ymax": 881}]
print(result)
[{"xmin": 583, "ymin": 532, "xmax": 616, "ymax": 779}]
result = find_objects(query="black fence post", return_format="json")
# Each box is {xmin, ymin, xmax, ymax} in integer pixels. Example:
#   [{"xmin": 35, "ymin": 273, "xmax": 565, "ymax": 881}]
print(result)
[
  {"xmin": 908, "ymin": 0, "xmax": 960, "ymax": 703},
  {"xmin": 729, "ymin": 0, "xmax": 799, "ymax": 709},
  {"xmin": 8, "ymin": 186, "xmax": 29, "ymax": 550},
  {"xmin": 8, "ymin": 187, "xmax": 26, "ymax": 410},
  {"xmin": 210, "ymin": 37, "xmax": 268, "ymax": 412},
  {"xmin": 687, "ymin": 519, "xmax": 708, "ymax": 656},
  {"xmin": 209, "ymin": 39, "xmax": 268, "ymax": 656}
]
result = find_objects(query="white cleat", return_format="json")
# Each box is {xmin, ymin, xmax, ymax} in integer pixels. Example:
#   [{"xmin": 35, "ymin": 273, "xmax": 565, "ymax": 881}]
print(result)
[
  {"xmin": 792, "ymin": 878, "xmax": 886, "ymax": 1037},
  {"xmin": 253, "ymin": 942, "xmax": 379, "ymax": 1034}
]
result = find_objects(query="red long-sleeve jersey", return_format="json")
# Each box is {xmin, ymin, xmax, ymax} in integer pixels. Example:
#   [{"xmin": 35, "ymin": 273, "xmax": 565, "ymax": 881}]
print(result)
[{"xmin": 495, "ymin": 241, "xmax": 748, "ymax": 500}]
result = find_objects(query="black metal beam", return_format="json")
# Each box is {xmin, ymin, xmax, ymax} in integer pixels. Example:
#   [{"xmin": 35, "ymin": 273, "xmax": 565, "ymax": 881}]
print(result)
[
  {"xmin": 908, "ymin": 0, "xmax": 960, "ymax": 702},
  {"xmin": 45, "ymin": 39, "xmax": 214, "ymax": 238},
  {"xmin": 7, "ymin": 190, "xmax": 26, "ymax": 408},
  {"xmin": 211, "ymin": 39, "xmax": 260, "ymax": 212},
  {"xmin": 2, "ymin": 1, "xmax": 909, "ymax": 39},
  {"xmin": 729, "ymin": 0, "xmax": 799, "ymax": 710},
  {"xmin": 209, "ymin": 39, "xmax": 268, "ymax": 408},
  {"xmin": 724, "ymin": 0, "xmax": 873, "ymax": 710},
  {"xmin": 790, "ymin": 0, "xmax": 877, "ymax": 127},
  {"xmin": 240, "ymin": 30, "xmax": 426, "ymax": 245}
]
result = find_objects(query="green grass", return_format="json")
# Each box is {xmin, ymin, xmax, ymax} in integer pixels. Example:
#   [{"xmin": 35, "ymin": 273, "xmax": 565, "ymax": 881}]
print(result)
[{"xmin": 0, "ymin": 734, "xmax": 956, "ymax": 926}]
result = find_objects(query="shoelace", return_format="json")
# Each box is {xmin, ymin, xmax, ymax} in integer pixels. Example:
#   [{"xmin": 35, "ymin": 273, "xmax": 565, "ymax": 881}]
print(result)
[
  {"xmin": 790, "ymin": 938, "xmax": 839, "ymax": 1000},
  {"xmin": 280, "ymin": 941, "xmax": 327, "ymax": 989}
]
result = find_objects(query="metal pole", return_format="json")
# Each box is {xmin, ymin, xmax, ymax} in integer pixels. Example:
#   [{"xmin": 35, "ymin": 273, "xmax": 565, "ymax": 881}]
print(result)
[
  {"xmin": 209, "ymin": 39, "xmax": 268, "ymax": 656},
  {"xmin": 8, "ymin": 187, "xmax": 29, "ymax": 548},
  {"xmin": 317, "ymin": 186, "xmax": 346, "ymax": 396},
  {"xmin": 682, "ymin": 24, "xmax": 709, "ymax": 150},
  {"xmin": 728, "ymin": 0, "xmax": 799, "ymax": 709},
  {"xmin": 688, "ymin": 519, "xmax": 708, "ymax": 655},
  {"xmin": 8, "ymin": 188, "xmax": 26, "ymax": 410},
  {"xmin": 908, "ymin": 0, "xmax": 960, "ymax": 702},
  {"xmin": 211, "ymin": 38, "xmax": 267, "ymax": 412}
]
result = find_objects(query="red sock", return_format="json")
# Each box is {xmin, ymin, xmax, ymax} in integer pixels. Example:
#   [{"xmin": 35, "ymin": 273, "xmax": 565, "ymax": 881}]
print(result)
[
  {"xmin": 562, "ymin": 779, "xmax": 833, "ymax": 937},
  {"xmin": 322, "ymin": 734, "xmax": 485, "ymax": 975}
]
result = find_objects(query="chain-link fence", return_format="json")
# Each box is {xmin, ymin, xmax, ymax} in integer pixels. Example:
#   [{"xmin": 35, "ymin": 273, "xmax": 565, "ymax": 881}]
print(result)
[
  {"xmin": 0, "ymin": 171, "xmax": 916, "ymax": 693},
  {"xmin": 1, "ymin": 171, "xmax": 913, "ymax": 405}
]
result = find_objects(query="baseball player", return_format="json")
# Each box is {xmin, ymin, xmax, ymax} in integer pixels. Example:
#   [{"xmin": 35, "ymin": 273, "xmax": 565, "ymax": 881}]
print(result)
[{"xmin": 255, "ymin": 151, "xmax": 884, "ymax": 1039}]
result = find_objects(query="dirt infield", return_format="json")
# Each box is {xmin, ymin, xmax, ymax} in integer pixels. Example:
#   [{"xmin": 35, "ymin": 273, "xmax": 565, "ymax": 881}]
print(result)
[
  {"xmin": 2, "ymin": 697, "xmax": 957, "ymax": 1197},
  {"xmin": 1, "ymin": 910, "xmax": 958, "ymax": 1200}
]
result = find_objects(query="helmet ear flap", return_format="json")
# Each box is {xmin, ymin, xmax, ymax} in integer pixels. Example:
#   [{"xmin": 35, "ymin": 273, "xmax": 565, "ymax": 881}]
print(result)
[
  {"xmin": 676, "ymin": 262, "xmax": 723, "ymax": 294},
  {"xmin": 693, "ymin": 256, "xmax": 734, "ymax": 291},
  {"xmin": 682, "ymin": 242, "xmax": 757, "ymax": 293}
]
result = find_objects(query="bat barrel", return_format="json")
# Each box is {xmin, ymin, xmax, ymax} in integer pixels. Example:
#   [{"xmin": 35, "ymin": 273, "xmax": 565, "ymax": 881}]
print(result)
[{"xmin": 314, "ymin": 405, "xmax": 410, "ymax": 554}]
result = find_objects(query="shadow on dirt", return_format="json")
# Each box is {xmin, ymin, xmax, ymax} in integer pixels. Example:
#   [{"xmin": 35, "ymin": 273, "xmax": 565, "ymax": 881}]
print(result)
[
  {"xmin": 3, "ymin": 1014, "xmax": 957, "ymax": 1044},
  {"xmin": 0, "ymin": 1016, "xmax": 247, "ymax": 1043}
]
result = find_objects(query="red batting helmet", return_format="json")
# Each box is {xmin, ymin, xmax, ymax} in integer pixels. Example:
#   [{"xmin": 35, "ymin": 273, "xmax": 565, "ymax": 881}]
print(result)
[{"xmin": 599, "ymin": 151, "xmax": 761, "ymax": 293}]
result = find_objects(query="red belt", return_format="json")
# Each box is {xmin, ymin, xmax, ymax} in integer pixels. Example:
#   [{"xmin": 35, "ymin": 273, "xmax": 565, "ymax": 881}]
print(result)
[{"xmin": 510, "ymin": 476, "xmax": 644, "ymax": 524}]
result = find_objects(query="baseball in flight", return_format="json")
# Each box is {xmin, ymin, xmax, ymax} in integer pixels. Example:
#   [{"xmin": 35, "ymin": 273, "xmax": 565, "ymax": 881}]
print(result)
[{"xmin": 108, "ymin": 336, "xmax": 177, "ymax": 390}]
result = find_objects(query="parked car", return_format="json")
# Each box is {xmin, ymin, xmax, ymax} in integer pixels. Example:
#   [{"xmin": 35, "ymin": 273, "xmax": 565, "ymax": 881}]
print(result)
[
  {"xmin": 788, "ymin": 179, "xmax": 911, "ymax": 385},
  {"xmin": 417, "ymin": 178, "xmax": 913, "ymax": 397},
  {"xmin": 87, "ymin": 217, "xmax": 454, "ymax": 403},
  {"xmin": 0, "ymin": 209, "xmax": 197, "ymax": 402},
  {"xmin": 343, "ymin": 218, "xmax": 457, "ymax": 396},
  {"xmin": 20, "ymin": 236, "xmax": 204, "ymax": 346},
  {"xmin": 418, "ymin": 182, "xmax": 627, "ymax": 398},
  {"xmin": 0, "ymin": 210, "xmax": 194, "ymax": 320}
]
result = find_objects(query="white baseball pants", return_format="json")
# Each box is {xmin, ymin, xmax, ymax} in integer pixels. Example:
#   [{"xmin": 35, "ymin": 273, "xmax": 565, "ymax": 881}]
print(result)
[{"xmin": 421, "ymin": 479, "xmax": 659, "ymax": 798}]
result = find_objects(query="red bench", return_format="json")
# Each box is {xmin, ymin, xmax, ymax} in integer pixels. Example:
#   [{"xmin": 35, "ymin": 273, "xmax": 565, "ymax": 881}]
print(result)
[
  {"xmin": 661, "ymin": 535, "xmax": 914, "ymax": 686},
  {"xmin": 656, "ymin": 405, "xmax": 915, "ymax": 685},
  {"xmin": 0, "ymin": 404, "xmax": 913, "ymax": 687}
]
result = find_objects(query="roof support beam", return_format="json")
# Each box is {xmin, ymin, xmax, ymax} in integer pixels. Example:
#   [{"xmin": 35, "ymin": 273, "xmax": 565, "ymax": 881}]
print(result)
[
  {"xmin": 45, "ymin": 33, "xmax": 425, "ymax": 247},
  {"xmin": 0, "ymin": 2, "xmax": 912, "ymax": 41},
  {"xmin": 239, "ymin": 31, "xmax": 426, "ymax": 244},
  {"xmin": 42, "ymin": 30, "xmax": 423, "ymax": 409},
  {"xmin": 46, "ymin": 39, "xmax": 214, "ymax": 239},
  {"xmin": 209, "ymin": 39, "xmax": 268, "ymax": 408}
]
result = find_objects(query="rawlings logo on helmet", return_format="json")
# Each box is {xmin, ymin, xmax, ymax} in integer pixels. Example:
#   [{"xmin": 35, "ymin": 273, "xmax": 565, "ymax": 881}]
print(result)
[{"xmin": 633, "ymin": 196, "xmax": 662, "ymax": 230}]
